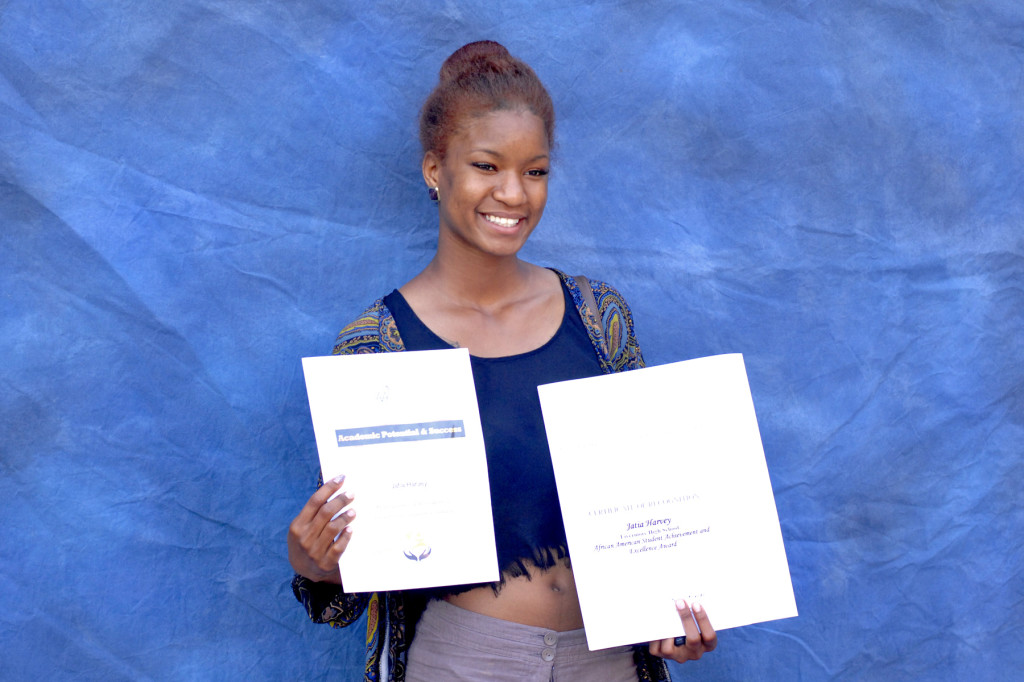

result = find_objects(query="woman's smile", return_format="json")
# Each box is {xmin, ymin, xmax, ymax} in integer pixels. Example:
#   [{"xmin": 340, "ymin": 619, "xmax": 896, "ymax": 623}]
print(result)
[{"xmin": 481, "ymin": 213, "xmax": 522, "ymax": 230}]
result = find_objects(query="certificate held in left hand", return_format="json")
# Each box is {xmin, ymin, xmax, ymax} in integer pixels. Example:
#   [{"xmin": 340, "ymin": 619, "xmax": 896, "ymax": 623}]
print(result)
[{"xmin": 301, "ymin": 348, "xmax": 499, "ymax": 593}]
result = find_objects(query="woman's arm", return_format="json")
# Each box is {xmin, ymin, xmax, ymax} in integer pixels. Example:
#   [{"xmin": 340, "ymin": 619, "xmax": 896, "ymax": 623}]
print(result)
[{"xmin": 291, "ymin": 574, "xmax": 370, "ymax": 626}]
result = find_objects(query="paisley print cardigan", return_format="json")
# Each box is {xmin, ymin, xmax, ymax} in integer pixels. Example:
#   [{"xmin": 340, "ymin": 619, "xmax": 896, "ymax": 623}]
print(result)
[{"xmin": 292, "ymin": 270, "xmax": 670, "ymax": 682}]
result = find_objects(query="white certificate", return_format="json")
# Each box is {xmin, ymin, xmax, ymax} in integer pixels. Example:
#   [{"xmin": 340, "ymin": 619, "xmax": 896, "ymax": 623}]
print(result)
[
  {"xmin": 302, "ymin": 348, "xmax": 498, "ymax": 593},
  {"xmin": 538, "ymin": 353, "xmax": 797, "ymax": 650}
]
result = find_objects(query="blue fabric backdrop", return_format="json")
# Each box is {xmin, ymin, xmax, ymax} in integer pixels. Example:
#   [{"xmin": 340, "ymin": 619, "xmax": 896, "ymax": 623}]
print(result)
[{"xmin": 2, "ymin": 1, "xmax": 1021, "ymax": 680}]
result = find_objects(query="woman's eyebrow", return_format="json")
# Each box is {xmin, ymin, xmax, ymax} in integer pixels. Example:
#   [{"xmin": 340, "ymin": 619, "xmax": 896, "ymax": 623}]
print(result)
[{"xmin": 471, "ymin": 148, "xmax": 550, "ymax": 163}]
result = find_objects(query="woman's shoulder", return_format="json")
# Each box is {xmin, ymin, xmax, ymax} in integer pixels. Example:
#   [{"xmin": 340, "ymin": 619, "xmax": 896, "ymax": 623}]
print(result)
[
  {"xmin": 551, "ymin": 268, "xmax": 644, "ymax": 371},
  {"xmin": 550, "ymin": 268, "xmax": 636, "ymax": 314},
  {"xmin": 331, "ymin": 297, "xmax": 406, "ymax": 355}
]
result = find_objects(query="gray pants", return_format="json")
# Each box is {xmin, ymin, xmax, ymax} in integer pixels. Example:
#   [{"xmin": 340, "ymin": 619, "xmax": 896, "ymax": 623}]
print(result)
[{"xmin": 406, "ymin": 599, "xmax": 638, "ymax": 682}]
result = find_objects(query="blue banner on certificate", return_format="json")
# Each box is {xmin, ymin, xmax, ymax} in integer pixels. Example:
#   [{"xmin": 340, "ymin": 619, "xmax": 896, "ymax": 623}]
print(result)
[
  {"xmin": 335, "ymin": 420, "xmax": 467, "ymax": 447},
  {"xmin": 538, "ymin": 354, "xmax": 797, "ymax": 650},
  {"xmin": 302, "ymin": 348, "xmax": 498, "ymax": 593}
]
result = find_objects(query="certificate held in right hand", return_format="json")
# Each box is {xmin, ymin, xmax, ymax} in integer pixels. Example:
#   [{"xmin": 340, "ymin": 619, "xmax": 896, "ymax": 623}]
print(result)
[{"xmin": 539, "ymin": 353, "xmax": 798, "ymax": 651}]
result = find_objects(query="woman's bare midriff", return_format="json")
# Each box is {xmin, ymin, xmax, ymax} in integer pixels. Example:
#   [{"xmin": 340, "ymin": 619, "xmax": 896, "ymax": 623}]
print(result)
[{"xmin": 444, "ymin": 562, "xmax": 585, "ymax": 631}]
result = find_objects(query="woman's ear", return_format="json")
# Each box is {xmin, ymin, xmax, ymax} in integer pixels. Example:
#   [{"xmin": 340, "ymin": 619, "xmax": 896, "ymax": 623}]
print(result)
[{"xmin": 422, "ymin": 151, "xmax": 441, "ymax": 189}]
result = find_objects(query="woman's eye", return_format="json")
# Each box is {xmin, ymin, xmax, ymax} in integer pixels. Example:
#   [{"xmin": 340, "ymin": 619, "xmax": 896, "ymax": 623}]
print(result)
[
  {"xmin": 527, "ymin": 168, "xmax": 549, "ymax": 177},
  {"xmin": 472, "ymin": 162, "xmax": 496, "ymax": 171}
]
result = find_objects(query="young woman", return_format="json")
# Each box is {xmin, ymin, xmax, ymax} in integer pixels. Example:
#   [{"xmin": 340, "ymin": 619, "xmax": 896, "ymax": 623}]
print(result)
[{"xmin": 288, "ymin": 41, "xmax": 717, "ymax": 682}]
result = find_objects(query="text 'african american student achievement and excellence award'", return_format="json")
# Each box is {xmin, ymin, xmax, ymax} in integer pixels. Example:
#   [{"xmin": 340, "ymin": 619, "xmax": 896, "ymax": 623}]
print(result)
[
  {"xmin": 302, "ymin": 348, "xmax": 498, "ymax": 593},
  {"xmin": 539, "ymin": 353, "xmax": 798, "ymax": 651}
]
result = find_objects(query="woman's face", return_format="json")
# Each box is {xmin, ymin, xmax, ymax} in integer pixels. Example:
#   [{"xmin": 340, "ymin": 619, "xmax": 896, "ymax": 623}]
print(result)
[{"xmin": 423, "ymin": 108, "xmax": 550, "ymax": 259}]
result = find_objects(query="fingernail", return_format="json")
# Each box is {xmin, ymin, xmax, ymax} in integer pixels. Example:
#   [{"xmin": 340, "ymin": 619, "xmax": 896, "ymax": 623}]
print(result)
[
  {"xmin": 331, "ymin": 474, "xmax": 345, "ymax": 485},
  {"xmin": 692, "ymin": 601, "xmax": 703, "ymax": 614},
  {"xmin": 675, "ymin": 599, "xmax": 688, "ymax": 610}
]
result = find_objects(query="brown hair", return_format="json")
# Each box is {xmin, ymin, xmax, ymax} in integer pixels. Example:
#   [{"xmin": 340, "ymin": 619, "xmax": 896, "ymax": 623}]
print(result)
[{"xmin": 419, "ymin": 41, "xmax": 555, "ymax": 157}]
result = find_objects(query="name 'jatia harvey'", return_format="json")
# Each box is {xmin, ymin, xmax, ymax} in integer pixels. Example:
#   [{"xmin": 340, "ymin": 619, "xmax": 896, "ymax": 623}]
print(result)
[{"xmin": 625, "ymin": 517, "xmax": 672, "ymax": 532}]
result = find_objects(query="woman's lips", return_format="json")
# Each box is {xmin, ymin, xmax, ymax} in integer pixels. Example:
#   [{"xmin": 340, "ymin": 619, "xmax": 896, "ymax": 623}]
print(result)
[{"xmin": 482, "ymin": 213, "xmax": 522, "ymax": 229}]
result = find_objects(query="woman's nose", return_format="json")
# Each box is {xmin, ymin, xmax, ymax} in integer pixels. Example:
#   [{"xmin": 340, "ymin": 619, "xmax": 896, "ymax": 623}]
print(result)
[{"xmin": 493, "ymin": 172, "xmax": 526, "ymax": 205}]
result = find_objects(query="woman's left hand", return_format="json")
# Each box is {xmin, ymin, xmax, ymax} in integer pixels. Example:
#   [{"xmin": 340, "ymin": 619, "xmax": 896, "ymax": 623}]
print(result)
[{"xmin": 649, "ymin": 599, "xmax": 717, "ymax": 664}]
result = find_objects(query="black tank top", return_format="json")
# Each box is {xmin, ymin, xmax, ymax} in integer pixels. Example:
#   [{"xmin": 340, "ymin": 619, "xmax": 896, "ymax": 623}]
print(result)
[{"xmin": 383, "ymin": 278, "xmax": 603, "ymax": 585}]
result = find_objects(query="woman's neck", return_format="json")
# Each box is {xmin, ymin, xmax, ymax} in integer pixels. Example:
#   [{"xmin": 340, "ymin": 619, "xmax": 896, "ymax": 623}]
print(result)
[
  {"xmin": 414, "ymin": 247, "xmax": 538, "ymax": 312},
  {"xmin": 398, "ymin": 239, "xmax": 564, "ymax": 356}
]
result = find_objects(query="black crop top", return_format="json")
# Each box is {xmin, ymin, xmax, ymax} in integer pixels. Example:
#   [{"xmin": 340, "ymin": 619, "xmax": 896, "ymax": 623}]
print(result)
[{"xmin": 382, "ymin": 278, "xmax": 603, "ymax": 588}]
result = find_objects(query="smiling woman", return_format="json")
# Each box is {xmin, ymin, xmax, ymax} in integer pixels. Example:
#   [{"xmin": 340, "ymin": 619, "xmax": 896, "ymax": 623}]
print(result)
[{"xmin": 286, "ymin": 41, "xmax": 717, "ymax": 682}]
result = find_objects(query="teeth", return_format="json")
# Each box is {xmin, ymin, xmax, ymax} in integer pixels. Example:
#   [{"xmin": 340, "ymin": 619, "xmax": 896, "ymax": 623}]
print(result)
[{"xmin": 484, "ymin": 214, "xmax": 519, "ymax": 228}]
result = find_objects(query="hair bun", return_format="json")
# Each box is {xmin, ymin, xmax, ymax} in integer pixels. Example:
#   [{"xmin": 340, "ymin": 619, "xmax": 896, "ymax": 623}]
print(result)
[
  {"xmin": 419, "ymin": 41, "xmax": 554, "ymax": 155},
  {"xmin": 439, "ymin": 40, "xmax": 513, "ymax": 84}
]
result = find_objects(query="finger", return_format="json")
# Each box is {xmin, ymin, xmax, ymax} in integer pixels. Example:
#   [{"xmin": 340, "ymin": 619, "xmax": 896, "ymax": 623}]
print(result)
[
  {"xmin": 649, "ymin": 599, "xmax": 698, "ymax": 662},
  {"xmin": 672, "ymin": 599, "xmax": 707, "ymax": 662},
  {"xmin": 649, "ymin": 635, "xmax": 691, "ymax": 662},
  {"xmin": 304, "ymin": 483, "xmax": 354, "ymax": 547},
  {"xmin": 296, "ymin": 474, "xmax": 347, "ymax": 523},
  {"xmin": 325, "ymin": 522, "xmax": 354, "ymax": 562},
  {"xmin": 691, "ymin": 602, "xmax": 718, "ymax": 651},
  {"xmin": 311, "ymin": 503, "xmax": 356, "ymax": 563},
  {"xmin": 314, "ymin": 489, "xmax": 354, "ymax": 528},
  {"xmin": 676, "ymin": 599, "xmax": 701, "ymax": 645},
  {"xmin": 323, "ymin": 505, "xmax": 357, "ymax": 549},
  {"xmin": 648, "ymin": 637, "xmax": 674, "ymax": 659},
  {"xmin": 292, "ymin": 487, "xmax": 351, "ymax": 548},
  {"xmin": 292, "ymin": 484, "xmax": 353, "ymax": 557}
]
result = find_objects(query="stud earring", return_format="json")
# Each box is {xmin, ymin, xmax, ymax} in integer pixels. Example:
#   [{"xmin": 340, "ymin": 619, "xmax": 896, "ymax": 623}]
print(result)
[{"xmin": 428, "ymin": 186, "xmax": 439, "ymax": 202}]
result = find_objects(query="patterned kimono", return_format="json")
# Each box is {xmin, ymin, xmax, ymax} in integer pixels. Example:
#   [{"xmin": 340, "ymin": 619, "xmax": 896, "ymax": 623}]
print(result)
[{"xmin": 292, "ymin": 270, "xmax": 671, "ymax": 682}]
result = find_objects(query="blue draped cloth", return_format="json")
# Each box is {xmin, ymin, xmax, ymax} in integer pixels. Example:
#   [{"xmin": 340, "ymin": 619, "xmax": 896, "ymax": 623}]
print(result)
[{"xmin": 1, "ymin": 1, "xmax": 1021, "ymax": 679}]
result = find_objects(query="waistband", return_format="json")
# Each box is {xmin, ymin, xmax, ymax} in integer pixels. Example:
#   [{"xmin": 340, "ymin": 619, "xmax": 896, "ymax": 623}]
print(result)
[{"xmin": 418, "ymin": 599, "xmax": 635, "ymax": 664}]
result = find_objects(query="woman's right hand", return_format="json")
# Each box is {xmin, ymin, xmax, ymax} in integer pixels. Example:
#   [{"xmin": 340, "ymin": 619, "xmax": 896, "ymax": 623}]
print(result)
[{"xmin": 287, "ymin": 474, "xmax": 355, "ymax": 584}]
